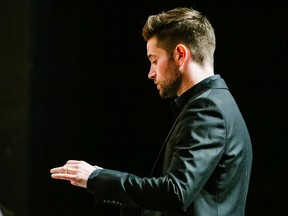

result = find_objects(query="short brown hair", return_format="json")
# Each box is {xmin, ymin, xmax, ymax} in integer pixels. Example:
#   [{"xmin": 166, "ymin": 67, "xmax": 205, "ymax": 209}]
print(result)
[{"xmin": 142, "ymin": 7, "xmax": 216, "ymax": 67}]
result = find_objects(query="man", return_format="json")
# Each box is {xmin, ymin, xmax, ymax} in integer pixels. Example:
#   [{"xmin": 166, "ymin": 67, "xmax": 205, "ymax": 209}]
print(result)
[{"xmin": 50, "ymin": 7, "xmax": 253, "ymax": 216}]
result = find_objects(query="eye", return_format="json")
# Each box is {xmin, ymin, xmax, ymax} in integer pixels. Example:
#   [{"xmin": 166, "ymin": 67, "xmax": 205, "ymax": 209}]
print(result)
[{"xmin": 148, "ymin": 56, "xmax": 157, "ymax": 65}]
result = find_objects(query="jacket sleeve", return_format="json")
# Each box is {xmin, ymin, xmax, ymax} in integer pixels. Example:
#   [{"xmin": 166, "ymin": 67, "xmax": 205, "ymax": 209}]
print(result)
[
  {"xmin": 86, "ymin": 97, "xmax": 226, "ymax": 212},
  {"xmin": 86, "ymin": 168, "xmax": 186, "ymax": 210}
]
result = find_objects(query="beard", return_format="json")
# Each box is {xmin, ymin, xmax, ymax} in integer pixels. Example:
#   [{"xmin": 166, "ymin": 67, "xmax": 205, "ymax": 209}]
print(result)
[{"xmin": 159, "ymin": 72, "xmax": 182, "ymax": 99}]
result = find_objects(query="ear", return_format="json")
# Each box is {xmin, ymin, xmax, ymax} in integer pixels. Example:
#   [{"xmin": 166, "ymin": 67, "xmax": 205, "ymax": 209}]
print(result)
[{"xmin": 175, "ymin": 44, "xmax": 188, "ymax": 66}]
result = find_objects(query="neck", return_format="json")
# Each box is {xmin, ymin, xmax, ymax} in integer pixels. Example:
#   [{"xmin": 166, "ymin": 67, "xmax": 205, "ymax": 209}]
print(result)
[{"xmin": 177, "ymin": 62, "xmax": 214, "ymax": 96}]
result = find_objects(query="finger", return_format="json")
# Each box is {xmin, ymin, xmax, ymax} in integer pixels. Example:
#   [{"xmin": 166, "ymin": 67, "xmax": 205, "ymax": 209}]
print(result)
[
  {"xmin": 70, "ymin": 181, "xmax": 79, "ymax": 186},
  {"xmin": 70, "ymin": 180, "xmax": 86, "ymax": 188},
  {"xmin": 51, "ymin": 172, "xmax": 74, "ymax": 180},
  {"xmin": 66, "ymin": 160, "xmax": 81, "ymax": 165},
  {"xmin": 50, "ymin": 165, "xmax": 72, "ymax": 174},
  {"xmin": 50, "ymin": 166, "xmax": 65, "ymax": 173},
  {"xmin": 66, "ymin": 166, "xmax": 77, "ymax": 174}
]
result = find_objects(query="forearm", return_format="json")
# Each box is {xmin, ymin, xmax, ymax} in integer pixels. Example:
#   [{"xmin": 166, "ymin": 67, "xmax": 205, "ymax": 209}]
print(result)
[{"xmin": 86, "ymin": 169, "xmax": 184, "ymax": 211}]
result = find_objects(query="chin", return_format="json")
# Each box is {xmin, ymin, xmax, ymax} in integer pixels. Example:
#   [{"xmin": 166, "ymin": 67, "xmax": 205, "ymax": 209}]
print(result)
[{"xmin": 159, "ymin": 93, "xmax": 169, "ymax": 99}]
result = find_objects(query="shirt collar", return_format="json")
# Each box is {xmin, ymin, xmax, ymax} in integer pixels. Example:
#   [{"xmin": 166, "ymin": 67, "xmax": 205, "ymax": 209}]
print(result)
[{"xmin": 170, "ymin": 74, "xmax": 221, "ymax": 119}]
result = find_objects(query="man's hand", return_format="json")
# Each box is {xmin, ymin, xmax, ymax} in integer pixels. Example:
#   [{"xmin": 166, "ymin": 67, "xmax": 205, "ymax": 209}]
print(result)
[{"xmin": 50, "ymin": 160, "xmax": 102, "ymax": 188}]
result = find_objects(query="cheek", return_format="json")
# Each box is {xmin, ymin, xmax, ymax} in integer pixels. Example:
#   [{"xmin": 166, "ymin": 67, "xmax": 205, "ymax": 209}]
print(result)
[
  {"xmin": 158, "ymin": 61, "xmax": 177, "ymax": 80},
  {"xmin": 157, "ymin": 60, "xmax": 169, "ymax": 75}
]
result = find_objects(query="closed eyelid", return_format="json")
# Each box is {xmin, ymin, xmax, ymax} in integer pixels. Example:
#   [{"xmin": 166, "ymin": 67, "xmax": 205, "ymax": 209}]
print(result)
[
  {"xmin": 148, "ymin": 54, "xmax": 157, "ymax": 60},
  {"xmin": 148, "ymin": 56, "xmax": 157, "ymax": 64}
]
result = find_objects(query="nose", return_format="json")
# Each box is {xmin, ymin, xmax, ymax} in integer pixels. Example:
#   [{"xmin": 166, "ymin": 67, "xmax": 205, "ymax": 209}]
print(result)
[{"xmin": 148, "ymin": 66, "xmax": 155, "ymax": 80}]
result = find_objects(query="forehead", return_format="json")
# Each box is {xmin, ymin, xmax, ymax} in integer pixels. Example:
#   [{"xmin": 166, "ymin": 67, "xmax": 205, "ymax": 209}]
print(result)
[
  {"xmin": 147, "ymin": 37, "xmax": 166, "ymax": 58},
  {"xmin": 147, "ymin": 36, "xmax": 157, "ymax": 49}
]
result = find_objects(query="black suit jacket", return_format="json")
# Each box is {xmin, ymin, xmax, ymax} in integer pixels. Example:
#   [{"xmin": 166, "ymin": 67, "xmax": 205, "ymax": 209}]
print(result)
[{"xmin": 87, "ymin": 75, "xmax": 253, "ymax": 216}]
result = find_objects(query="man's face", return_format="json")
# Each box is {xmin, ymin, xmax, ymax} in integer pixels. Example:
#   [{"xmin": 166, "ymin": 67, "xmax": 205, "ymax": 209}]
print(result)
[{"xmin": 146, "ymin": 37, "xmax": 182, "ymax": 98}]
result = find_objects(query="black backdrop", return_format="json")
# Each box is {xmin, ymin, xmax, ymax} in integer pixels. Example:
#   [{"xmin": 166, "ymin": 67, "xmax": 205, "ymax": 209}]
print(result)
[{"xmin": 4, "ymin": 0, "xmax": 287, "ymax": 215}]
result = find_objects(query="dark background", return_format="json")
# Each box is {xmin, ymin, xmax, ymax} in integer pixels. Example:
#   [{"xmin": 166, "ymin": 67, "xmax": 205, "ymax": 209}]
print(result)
[{"xmin": 0, "ymin": 0, "xmax": 287, "ymax": 215}]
